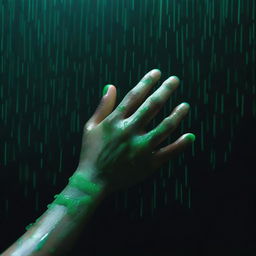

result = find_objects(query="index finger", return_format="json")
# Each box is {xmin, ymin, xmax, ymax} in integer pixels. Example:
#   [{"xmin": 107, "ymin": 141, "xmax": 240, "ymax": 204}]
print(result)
[{"xmin": 114, "ymin": 69, "xmax": 162, "ymax": 119}]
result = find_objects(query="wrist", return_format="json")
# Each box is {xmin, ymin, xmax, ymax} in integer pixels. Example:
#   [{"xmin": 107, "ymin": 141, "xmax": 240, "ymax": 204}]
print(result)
[
  {"xmin": 75, "ymin": 164, "xmax": 111, "ymax": 196},
  {"xmin": 1, "ymin": 168, "xmax": 109, "ymax": 256},
  {"xmin": 48, "ymin": 169, "xmax": 109, "ymax": 218}
]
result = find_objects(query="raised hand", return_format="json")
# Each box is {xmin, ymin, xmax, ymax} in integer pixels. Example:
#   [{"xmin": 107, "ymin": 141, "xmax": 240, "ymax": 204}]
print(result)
[{"xmin": 76, "ymin": 69, "xmax": 195, "ymax": 195}]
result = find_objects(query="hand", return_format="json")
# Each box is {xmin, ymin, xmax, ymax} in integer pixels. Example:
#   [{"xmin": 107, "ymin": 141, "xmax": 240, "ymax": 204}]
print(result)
[{"xmin": 76, "ymin": 69, "xmax": 195, "ymax": 195}]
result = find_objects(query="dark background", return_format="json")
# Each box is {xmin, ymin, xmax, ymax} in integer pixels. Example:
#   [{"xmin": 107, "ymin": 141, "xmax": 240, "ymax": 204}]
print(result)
[
  {"xmin": 0, "ymin": 0, "xmax": 255, "ymax": 255},
  {"xmin": 73, "ymin": 117, "xmax": 256, "ymax": 256}
]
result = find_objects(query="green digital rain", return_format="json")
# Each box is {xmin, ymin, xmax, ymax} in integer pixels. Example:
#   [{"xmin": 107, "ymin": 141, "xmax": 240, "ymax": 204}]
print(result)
[{"xmin": 0, "ymin": 0, "xmax": 255, "ymax": 221}]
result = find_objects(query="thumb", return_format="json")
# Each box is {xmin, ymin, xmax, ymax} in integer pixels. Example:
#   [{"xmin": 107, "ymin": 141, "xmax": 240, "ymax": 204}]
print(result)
[{"xmin": 86, "ymin": 84, "xmax": 117, "ymax": 130}]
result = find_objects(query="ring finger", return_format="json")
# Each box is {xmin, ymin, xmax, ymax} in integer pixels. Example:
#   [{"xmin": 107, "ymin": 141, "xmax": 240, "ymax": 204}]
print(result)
[
  {"xmin": 126, "ymin": 75, "xmax": 180, "ymax": 130},
  {"xmin": 143, "ymin": 102, "xmax": 190, "ymax": 149}
]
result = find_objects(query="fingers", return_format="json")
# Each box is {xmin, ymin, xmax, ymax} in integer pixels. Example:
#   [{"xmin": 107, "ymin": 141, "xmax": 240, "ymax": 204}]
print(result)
[
  {"xmin": 113, "ymin": 69, "xmax": 162, "ymax": 119},
  {"xmin": 151, "ymin": 133, "xmax": 195, "ymax": 171},
  {"xmin": 85, "ymin": 85, "xmax": 117, "ymax": 131},
  {"xmin": 146, "ymin": 102, "xmax": 190, "ymax": 149},
  {"xmin": 126, "ymin": 75, "xmax": 180, "ymax": 130}
]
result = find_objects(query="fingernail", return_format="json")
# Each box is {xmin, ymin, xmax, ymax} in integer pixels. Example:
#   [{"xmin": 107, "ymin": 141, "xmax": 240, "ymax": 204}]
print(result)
[
  {"xmin": 150, "ymin": 69, "xmax": 161, "ymax": 77},
  {"xmin": 102, "ymin": 84, "xmax": 111, "ymax": 96},
  {"xmin": 186, "ymin": 133, "xmax": 196, "ymax": 142},
  {"xmin": 170, "ymin": 76, "xmax": 180, "ymax": 85},
  {"xmin": 182, "ymin": 102, "xmax": 190, "ymax": 108}
]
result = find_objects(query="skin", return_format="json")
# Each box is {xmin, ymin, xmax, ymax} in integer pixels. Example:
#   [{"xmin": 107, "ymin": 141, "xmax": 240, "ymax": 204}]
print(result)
[
  {"xmin": 2, "ymin": 69, "xmax": 195, "ymax": 256},
  {"xmin": 78, "ymin": 69, "xmax": 195, "ymax": 194}
]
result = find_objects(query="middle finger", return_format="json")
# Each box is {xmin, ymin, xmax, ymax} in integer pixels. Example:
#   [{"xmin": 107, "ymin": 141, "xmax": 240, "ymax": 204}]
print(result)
[
  {"xmin": 126, "ymin": 75, "xmax": 180, "ymax": 130},
  {"xmin": 114, "ymin": 69, "xmax": 162, "ymax": 119}
]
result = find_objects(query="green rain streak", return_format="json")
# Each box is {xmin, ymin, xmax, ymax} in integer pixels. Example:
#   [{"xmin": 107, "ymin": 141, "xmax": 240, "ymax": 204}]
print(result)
[{"xmin": 0, "ymin": 0, "xmax": 255, "ymax": 220}]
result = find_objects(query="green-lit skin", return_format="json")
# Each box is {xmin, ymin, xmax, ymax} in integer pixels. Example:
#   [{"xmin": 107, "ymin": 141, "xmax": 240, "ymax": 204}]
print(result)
[
  {"xmin": 17, "ymin": 237, "xmax": 24, "ymax": 247},
  {"xmin": 20, "ymin": 173, "xmax": 102, "ymax": 254},
  {"xmin": 33, "ymin": 234, "xmax": 55, "ymax": 254},
  {"xmin": 186, "ymin": 133, "xmax": 196, "ymax": 142},
  {"xmin": 34, "ymin": 234, "xmax": 49, "ymax": 252},
  {"xmin": 1, "ymin": 69, "xmax": 196, "ymax": 256},
  {"xmin": 79, "ymin": 69, "xmax": 196, "ymax": 194},
  {"xmin": 14, "ymin": 175, "xmax": 99, "ymax": 254},
  {"xmin": 18, "ymin": 220, "xmax": 56, "ymax": 254},
  {"xmin": 25, "ymin": 216, "xmax": 42, "ymax": 231},
  {"xmin": 102, "ymin": 84, "xmax": 111, "ymax": 96},
  {"xmin": 46, "ymin": 172, "xmax": 102, "ymax": 216},
  {"xmin": 48, "ymin": 193, "xmax": 92, "ymax": 216},
  {"xmin": 68, "ymin": 172, "xmax": 102, "ymax": 195}
]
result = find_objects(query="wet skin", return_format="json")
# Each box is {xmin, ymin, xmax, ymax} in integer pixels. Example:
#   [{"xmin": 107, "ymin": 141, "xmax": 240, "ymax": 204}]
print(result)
[{"xmin": 77, "ymin": 69, "xmax": 195, "ymax": 194}]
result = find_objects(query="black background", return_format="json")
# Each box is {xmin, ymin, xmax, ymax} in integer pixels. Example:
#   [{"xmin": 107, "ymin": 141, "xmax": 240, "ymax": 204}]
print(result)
[{"xmin": 0, "ymin": 0, "xmax": 255, "ymax": 255}]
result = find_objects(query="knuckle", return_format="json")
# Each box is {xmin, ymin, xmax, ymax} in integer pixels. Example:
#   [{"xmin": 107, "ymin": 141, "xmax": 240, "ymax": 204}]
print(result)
[
  {"xmin": 120, "ymin": 119, "xmax": 130, "ymax": 130},
  {"xmin": 173, "ymin": 108, "xmax": 187, "ymax": 120},
  {"xmin": 83, "ymin": 125, "xmax": 90, "ymax": 133},
  {"xmin": 83, "ymin": 124, "xmax": 95, "ymax": 136},
  {"xmin": 102, "ymin": 112, "xmax": 120, "ymax": 129},
  {"xmin": 164, "ymin": 117, "xmax": 176, "ymax": 129},
  {"xmin": 127, "ymin": 89, "xmax": 140, "ymax": 101},
  {"xmin": 149, "ymin": 96, "xmax": 162, "ymax": 109},
  {"xmin": 103, "ymin": 114, "xmax": 115, "ymax": 125}
]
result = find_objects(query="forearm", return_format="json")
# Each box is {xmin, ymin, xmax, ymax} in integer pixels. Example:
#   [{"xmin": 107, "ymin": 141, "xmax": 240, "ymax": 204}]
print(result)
[{"xmin": 2, "ymin": 168, "xmax": 109, "ymax": 256}]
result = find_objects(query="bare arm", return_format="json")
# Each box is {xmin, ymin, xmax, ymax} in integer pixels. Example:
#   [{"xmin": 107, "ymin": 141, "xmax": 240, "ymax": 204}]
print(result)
[
  {"xmin": 2, "ymin": 69, "xmax": 195, "ymax": 255},
  {"xmin": 2, "ymin": 167, "xmax": 109, "ymax": 256}
]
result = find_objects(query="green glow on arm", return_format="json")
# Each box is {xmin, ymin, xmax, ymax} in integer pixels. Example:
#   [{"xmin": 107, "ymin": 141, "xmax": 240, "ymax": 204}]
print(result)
[
  {"xmin": 68, "ymin": 172, "xmax": 102, "ymax": 195},
  {"xmin": 48, "ymin": 193, "xmax": 92, "ymax": 216},
  {"xmin": 47, "ymin": 172, "xmax": 102, "ymax": 216},
  {"xmin": 25, "ymin": 216, "xmax": 42, "ymax": 231},
  {"xmin": 2, "ymin": 171, "xmax": 107, "ymax": 256},
  {"xmin": 34, "ymin": 234, "xmax": 50, "ymax": 252}
]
